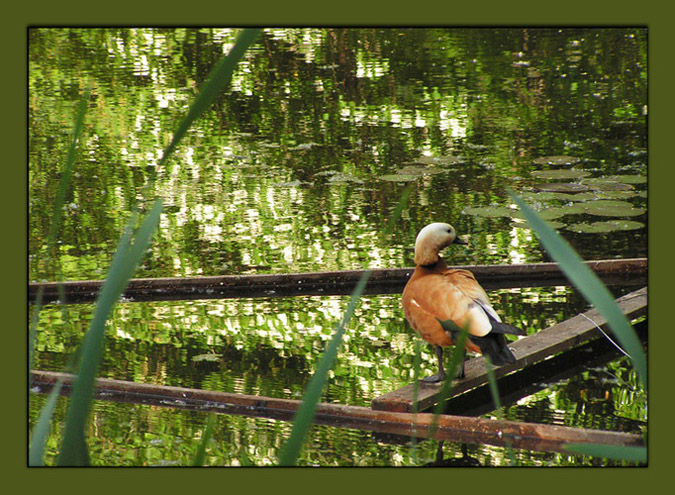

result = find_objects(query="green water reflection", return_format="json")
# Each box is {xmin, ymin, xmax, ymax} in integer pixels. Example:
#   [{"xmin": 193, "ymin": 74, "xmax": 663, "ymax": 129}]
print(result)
[{"xmin": 29, "ymin": 27, "xmax": 647, "ymax": 466}]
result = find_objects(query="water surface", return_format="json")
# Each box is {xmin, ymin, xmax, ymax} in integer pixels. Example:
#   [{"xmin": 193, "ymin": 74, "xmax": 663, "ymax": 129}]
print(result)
[{"xmin": 28, "ymin": 27, "xmax": 647, "ymax": 466}]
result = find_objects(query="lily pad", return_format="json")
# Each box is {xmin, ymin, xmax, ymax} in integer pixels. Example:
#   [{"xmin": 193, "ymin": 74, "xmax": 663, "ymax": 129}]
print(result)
[
  {"xmin": 520, "ymin": 191, "xmax": 581, "ymax": 202},
  {"xmin": 378, "ymin": 174, "xmax": 419, "ymax": 182},
  {"xmin": 397, "ymin": 165, "xmax": 445, "ymax": 176},
  {"xmin": 463, "ymin": 204, "xmax": 567, "ymax": 221},
  {"xmin": 567, "ymin": 219, "xmax": 645, "ymax": 233},
  {"xmin": 534, "ymin": 183, "xmax": 589, "ymax": 193},
  {"xmin": 192, "ymin": 353, "xmax": 221, "ymax": 363},
  {"xmin": 462, "ymin": 205, "xmax": 514, "ymax": 218},
  {"xmin": 327, "ymin": 172, "xmax": 364, "ymax": 184},
  {"xmin": 603, "ymin": 174, "xmax": 647, "ymax": 185},
  {"xmin": 576, "ymin": 199, "xmax": 646, "ymax": 217},
  {"xmin": 415, "ymin": 155, "xmax": 463, "ymax": 166},
  {"xmin": 580, "ymin": 177, "xmax": 634, "ymax": 191},
  {"xmin": 531, "ymin": 169, "xmax": 591, "ymax": 180},
  {"xmin": 514, "ymin": 218, "xmax": 566, "ymax": 230},
  {"xmin": 533, "ymin": 155, "xmax": 580, "ymax": 167}
]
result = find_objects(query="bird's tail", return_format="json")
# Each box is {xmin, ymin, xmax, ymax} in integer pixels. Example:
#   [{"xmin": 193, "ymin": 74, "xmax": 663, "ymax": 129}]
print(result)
[
  {"xmin": 489, "ymin": 320, "xmax": 527, "ymax": 336},
  {"xmin": 468, "ymin": 333, "xmax": 518, "ymax": 366}
]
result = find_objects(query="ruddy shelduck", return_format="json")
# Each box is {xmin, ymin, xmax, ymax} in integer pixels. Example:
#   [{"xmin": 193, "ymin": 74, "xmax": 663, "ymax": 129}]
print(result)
[{"xmin": 402, "ymin": 222, "xmax": 525, "ymax": 382}]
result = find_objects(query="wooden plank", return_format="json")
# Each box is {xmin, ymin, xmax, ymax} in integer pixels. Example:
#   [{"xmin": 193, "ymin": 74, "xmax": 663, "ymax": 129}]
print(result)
[
  {"xmin": 371, "ymin": 286, "xmax": 647, "ymax": 413},
  {"xmin": 30, "ymin": 370, "xmax": 644, "ymax": 456},
  {"xmin": 29, "ymin": 257, "xmax": 646, "ymax": 305},
  {"xmin": 443, "ymin": 319, "xmax": 647, "ymax": 417}
]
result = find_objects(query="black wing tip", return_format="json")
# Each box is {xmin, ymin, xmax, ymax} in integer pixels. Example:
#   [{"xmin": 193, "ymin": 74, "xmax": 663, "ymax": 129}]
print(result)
[
  {"xmin": 469, "ymin": 334, "xmax": 518, "ymax": 366},
  {"xmin": 493, "ymin": 322, "xmax": 527, "ymax": 336}
]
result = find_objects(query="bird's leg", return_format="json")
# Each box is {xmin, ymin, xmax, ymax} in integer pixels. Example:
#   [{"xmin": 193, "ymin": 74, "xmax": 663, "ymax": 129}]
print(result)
[
  {"xmin": 421, "ymin": 345, "xmax": 445, "ymax": 383},
  {"xmin": 456, "ymin": 358, "xmax": 466, "ymax": 379}
]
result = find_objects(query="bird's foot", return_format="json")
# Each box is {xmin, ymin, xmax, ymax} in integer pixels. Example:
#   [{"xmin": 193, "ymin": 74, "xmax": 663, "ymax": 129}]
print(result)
[
  {"xmin": 420, "ymin": 373, "xmax": 445, "ymax": 383},
  {"xmin": 456, "ymin": 363, "xmax": 466, "ymax": 379}
]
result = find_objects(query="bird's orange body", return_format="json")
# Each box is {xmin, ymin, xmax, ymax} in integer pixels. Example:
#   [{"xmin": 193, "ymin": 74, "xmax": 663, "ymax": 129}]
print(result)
[
  {"xmin": 401, "ymin": 222, "xmax": 525, "ymax": 382},
  {"xmin": 402, "ymin": 260, "xmax": 485, "ymax": 354}
]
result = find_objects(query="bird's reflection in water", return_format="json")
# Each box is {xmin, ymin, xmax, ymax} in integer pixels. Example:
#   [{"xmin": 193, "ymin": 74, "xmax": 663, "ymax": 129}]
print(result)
[{"xmin": 423, "ymin": 442, "xmax": 481, "ymax": 467}]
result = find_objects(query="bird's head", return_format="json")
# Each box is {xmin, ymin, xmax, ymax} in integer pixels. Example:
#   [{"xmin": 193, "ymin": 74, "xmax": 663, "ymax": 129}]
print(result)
[{"xmin": 413, "ymin": 222, "xmax": 467, "ymax": 266}]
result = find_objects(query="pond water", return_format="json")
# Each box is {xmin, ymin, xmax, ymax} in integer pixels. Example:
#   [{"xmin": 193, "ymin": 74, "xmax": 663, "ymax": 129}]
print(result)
[{"xmin": 28, "ymin": 27, "xmax": 647, "ymax": 466}]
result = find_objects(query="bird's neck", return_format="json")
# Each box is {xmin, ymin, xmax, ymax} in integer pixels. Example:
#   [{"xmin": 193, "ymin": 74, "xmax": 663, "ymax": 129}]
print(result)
[{"xmin": 419, "ymin": 255, "xmax": 449, "ymax": 272}]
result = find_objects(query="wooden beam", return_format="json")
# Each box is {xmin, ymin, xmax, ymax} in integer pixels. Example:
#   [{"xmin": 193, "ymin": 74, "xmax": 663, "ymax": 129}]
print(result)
[
  {"xmin": 29, "ymin": 257, "xmax": 646, "ymax": 305},
  {"xmin": 371, "ymin": 286, "xmax": 647, "ymax": 413},
  {"xmin": 30, "ymin": 370, "xmax": 644, "ymax": 456},
  {"xmin": 443, "ymin": 319, "xmax": 647, "ymax": 417}
]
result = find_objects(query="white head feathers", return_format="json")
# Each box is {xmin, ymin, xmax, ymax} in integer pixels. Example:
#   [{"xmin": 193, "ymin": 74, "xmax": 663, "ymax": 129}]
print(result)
[{"xmin": 413, "ymin": 222, "xmax": 466, "ymax": 266}]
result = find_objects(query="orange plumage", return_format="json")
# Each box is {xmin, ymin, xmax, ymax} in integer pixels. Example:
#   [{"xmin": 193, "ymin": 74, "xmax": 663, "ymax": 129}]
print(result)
[{"xmin": 402, "ymin": 223, "xmax": 525, "ymax": 382}]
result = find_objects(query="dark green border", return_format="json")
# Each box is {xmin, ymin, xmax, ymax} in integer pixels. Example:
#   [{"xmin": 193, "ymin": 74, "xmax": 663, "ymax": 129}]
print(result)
[{"xmin": 11, "ymin": 0, "xmax": 667, "ymax": 491}]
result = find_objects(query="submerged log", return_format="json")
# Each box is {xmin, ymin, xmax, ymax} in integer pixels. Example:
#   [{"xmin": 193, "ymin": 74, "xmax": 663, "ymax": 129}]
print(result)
[
  {"xmin": 371, "ymin": 286, "xmax": 647, "ymax": 413},
  {"xmin": 30, "ymin": 369, "xmax": 644, "ymax": 457},
  {"xmin": 29, "ymin": 257, "xmax": 646, "ymax": 305}
]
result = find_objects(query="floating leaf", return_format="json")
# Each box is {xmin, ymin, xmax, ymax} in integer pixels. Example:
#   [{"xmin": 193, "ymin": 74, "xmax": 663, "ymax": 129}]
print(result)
[
  {"xmin": 580, "ymin": 177, "xmax": 634, "ymax": 191},
  {"xmin": 378, "ymin": 174, "xmax": 419, "ymax": 182},
  {"xmin": 462, "ymin": 205, "xmax": 514, "ymax": 218},
  {"xmin": 604, "ymin": 174, "xmax": 647, "ymax": 185},
  {"xmin": 532, "ymin": 169, "xmax": 591, "ymax": 180},
  {"xmin": 192, "ymin": 353, "xmax": 221, "ymax": 362},
  {"xmin": 534, "ymin": 183, "xmax": 589, "ymax": 193},
  {"xmin": 567, "ymin": 219, "xmax": 645, "ymax": 233},
  {"xmin": 589, "ymin": 190, "xmax": 639, "ymax": 200},
  {"xmin": 398, "ymin": 165, "xmax": 445, "ymax": 175},
  {"xmin": 577, "ymin": 200, "xmax": 646, "ymax": 217},
  {"xmin": 514, "ymin": 218, "xmax": 565, "ymax": 230},
  {"xmin": 416, "ymin": 155, "xmax": 462, "ymax": 166},
  {"xmin": 520, "ymin": 191, "xmax": 581, "ymax": 202},
  {"xmin": 327, "ymin": 172, "xmax": 363, "ymax": 184},
  {"xmin": 533, "ymin": 155, "xmax": 580, "ymax": 166}
]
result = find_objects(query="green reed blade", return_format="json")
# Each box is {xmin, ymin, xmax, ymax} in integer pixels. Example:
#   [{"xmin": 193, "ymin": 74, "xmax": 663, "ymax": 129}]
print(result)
[
  {"xmin": 29, "ymin": 379, "xmax": 65, "ymax": 466},
  {"xmin": 278, "ymin": 270, "xmax": 371, "ymax": 466},
  {"xmin": 29, "ymin": 90, "xmax": 90, "ymax": 463},
  {"xmin": 192, "ymin": 414, "xmax": 217, "ymax": 466},
  {"xmin": 484, "ymin": 357, "xmax": 517, "ymax": 465},
  {"xmin": 428, "ymin": 327, "xmax": 467, "ymax": 437},
  {"xmin": 160, "ymin": 28, "xmax": 262, "ymax": 166},
  {"xmin": 30, "ymin": 89, "xmax": 89, "ymax": 381},
  {"xmin": 564, "ymin": 443, "xmax": 647, "ymax": 464},
  {"xmin": 278, "ymin": 186, "xmax": 412, "ymax": 466},
  {"xmin": 57, "ymin": 199, "xmax": 162, "ymax": 466},
  {"xmin": 45, "ymin": 89, "xmax": 89, "ymax": 260},
  {"xmin": 507, "ymin": 189, "xmax": 647, "ymax": 390}
]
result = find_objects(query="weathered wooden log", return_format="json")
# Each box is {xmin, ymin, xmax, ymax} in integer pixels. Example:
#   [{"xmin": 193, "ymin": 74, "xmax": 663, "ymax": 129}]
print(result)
[
  {"xmin": 371, "ymin": 286, "xmax": 647, "ymax": 413},
  {"xmin": 30, "ymin": 369, "xmax": 644, "ymax": 456},
  {"xmin": 29, "ymin": 257, "xmax": 646, "ymax": 305}
]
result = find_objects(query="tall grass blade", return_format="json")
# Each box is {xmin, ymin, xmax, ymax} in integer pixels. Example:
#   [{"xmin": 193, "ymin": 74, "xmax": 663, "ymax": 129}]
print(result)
[
  {"xmin": 159, "ymin": 28, "xmax": 262, "ymax": 165},
  {"xmin": 484, "ymin": 357, "xmax": 517, "ymax": 465},
  {"xmin": 57, "ymin": 200, "xmax": 163, "ymax": 466},
  {"xmin": 278, "ymin": 270, "xmax": 371, "ymax": 466},
  {"xmin": 45, "ymin": 89, "xmax": 90, "ymax": 261},
  {"xmin": 427, "ymin": 327, "xmax": 468, "ymax": 438},
  {"xmin": 507, "ymin": 189, "xmax": 647, "ymax": 390},
  {"xmin": 563, "ymin": 443, "xmax": 647, "ymax": 463},
  {"xmin": 192, "ymin": 414, "xmax": 216, "ymax": 466},
  {"xmin": 30, "ymin": 89, "xmax": 89, "ymax": 383},
  {"xmin": 29, "ymin": 379, "xmax": 65, "ymax": 466},
  {"xmin": 278, "ymin": 186, "xmax": 412, "ymax": 466},
  {"xmin": 29, "ymin": 90, "xmax": 90, "ymax": 464}
]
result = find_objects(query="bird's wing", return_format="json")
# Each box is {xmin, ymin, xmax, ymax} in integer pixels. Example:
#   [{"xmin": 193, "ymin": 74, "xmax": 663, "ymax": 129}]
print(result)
[
  {"xmin": 403, "ymin": 269, "xmax": 493, "ymax": 339},
  {"xmin": 444, "ymin": 269, "xmax": 526, "ymax": 336}
]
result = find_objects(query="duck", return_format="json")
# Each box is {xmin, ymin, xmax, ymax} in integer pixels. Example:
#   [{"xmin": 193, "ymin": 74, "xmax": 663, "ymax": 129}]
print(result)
[{"xmin": 402, "ymin": 222, "xmax": 526, "ymax": 382}]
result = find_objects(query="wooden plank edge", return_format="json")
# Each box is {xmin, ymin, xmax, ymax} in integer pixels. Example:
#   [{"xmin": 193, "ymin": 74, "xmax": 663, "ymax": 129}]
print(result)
[
  {"xmin": 30, "ymin": 370, "xmax": 644, "ymax": 457},
  {"xmin": 29, "ymin": 257, "xmax": 647, "ymax": 305},
  {"xmin": 371, "ymin": 286, "xmax": 647, "ymax": 413}
]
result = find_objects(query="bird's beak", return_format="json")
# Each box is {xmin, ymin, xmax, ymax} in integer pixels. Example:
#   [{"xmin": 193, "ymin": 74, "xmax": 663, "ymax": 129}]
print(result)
[{"xmin": 454, "ymin": 237, "xmax": 468, "ymax": 245}]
